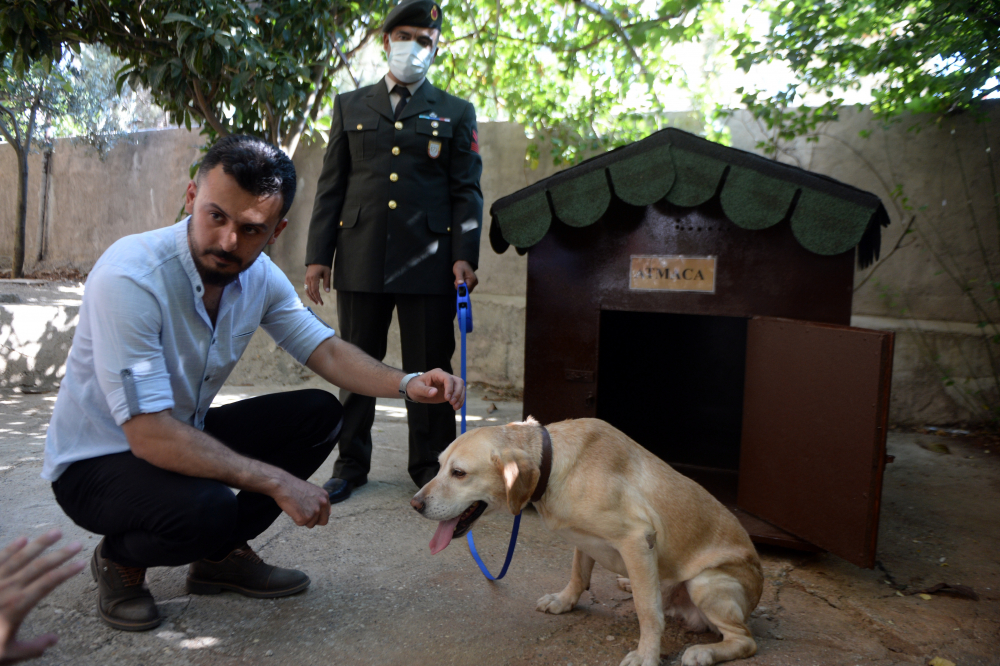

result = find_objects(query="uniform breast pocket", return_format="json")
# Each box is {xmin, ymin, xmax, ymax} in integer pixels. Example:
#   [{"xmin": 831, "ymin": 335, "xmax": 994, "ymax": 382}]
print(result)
[
  {"xmin": 415, "ymin": 118, "xmax": 453, "ymax": 159},
  {"xmin": 346, "ymin": 115, "xmax": 380, "ymax": 161}
]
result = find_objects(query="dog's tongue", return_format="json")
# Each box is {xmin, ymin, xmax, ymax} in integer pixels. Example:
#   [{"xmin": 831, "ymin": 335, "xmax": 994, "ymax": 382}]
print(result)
[{"xmin": 429, "ymin": 516, "xmax": 462, "ymax": 554}]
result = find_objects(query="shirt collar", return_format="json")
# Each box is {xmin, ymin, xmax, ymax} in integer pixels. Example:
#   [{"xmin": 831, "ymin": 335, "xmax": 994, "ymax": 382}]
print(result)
[
  {"xmin": 176, "ymin": 217, "xmax": 206, "ymax": 300},
  {"xmin": 385, "ymin": 74, "xmax": 425, "ymax": 96}
]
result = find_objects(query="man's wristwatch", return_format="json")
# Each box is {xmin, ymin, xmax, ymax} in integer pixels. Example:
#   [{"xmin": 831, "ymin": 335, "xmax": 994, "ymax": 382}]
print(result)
[{"xmin": 399, "ymin": 372, "xmax": 423, "ymax": 402}]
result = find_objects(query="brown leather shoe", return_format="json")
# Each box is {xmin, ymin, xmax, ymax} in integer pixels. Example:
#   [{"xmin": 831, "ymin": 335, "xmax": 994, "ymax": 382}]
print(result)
[
  {"xmin": 186, "ymin": 543, "xmax": 310, "ymax": 598},
  {"xmin": 90, "ymin": 539, "xmax": 161, "ymax": 632}
]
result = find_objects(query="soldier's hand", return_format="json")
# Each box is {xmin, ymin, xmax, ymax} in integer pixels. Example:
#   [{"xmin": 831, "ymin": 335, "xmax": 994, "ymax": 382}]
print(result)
[
  {"xmin": 453, "ymin": 261, "xmax": 478, "ymax": 293},
  {"xmin": 305, "ymin": 264, "xmax": 332, "ymax": 306},
  {"xmin": 405, "ymin": 369, "xmax": 466, "ymax": 410}
]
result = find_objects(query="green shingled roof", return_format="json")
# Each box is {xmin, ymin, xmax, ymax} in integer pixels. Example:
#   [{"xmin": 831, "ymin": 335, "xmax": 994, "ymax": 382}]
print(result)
[{"xmin": 489, "ymin": 128, "xmax": 890, "ymax": 268}]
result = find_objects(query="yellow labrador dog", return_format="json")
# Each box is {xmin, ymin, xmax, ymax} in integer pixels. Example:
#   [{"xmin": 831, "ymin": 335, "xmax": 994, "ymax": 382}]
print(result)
[{"xmin": 411, "ymin": 418, "xmax": 763, "ymax": 666}]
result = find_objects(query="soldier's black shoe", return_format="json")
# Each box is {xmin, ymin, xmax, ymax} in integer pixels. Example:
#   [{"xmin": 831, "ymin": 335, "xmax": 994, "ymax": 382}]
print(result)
[
  {"xmin": 323, "ymin": 477, "xmax": 355, "ymax": 504},
  {"xmin": 186, "ymin": 543, "xmax": 310, "ymax": 598},
  {"xmin": 90, "ymin": 539, "xmax": 161, "ymax": 632}
]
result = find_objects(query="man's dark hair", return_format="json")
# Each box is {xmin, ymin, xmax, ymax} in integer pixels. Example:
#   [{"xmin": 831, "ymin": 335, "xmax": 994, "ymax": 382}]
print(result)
[{"xmin": 197, "ymin": 135, "xmax": 297, "ymax": 218}]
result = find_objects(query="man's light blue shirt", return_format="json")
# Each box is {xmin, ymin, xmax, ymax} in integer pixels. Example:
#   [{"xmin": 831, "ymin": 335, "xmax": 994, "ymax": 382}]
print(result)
[{"xmin": 42, "ymin": 218, "xmax": 335, "ymax": 481}]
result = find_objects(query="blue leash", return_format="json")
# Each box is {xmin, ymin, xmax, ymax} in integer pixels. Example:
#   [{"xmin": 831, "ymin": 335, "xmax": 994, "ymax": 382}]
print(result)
[
  {"xmin": 457, "ymin": 283, "xmax": 472, "ymax": 434},
  {"xmin": 457, "ymin": 283, "xmax": 522, "ymax": 580}
]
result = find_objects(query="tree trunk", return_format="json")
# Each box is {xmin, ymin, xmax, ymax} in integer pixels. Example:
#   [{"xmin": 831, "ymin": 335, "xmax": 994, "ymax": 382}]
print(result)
[
  {"xmin": 13, "ymin": 146, "xmax": 27, "ymax": 279},
  {"xmin": 12, "ymin": 87, "xmax": 44, "ymax": 279},
  {"xmin": 37, "ymin": 144, "xmax": 53, "ymax": 263}
]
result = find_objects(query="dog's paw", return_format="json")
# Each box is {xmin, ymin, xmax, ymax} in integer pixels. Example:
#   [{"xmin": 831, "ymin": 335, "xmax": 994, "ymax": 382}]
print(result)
[
  {"xmin": 680, "ymin": 644, "xmax": 718, "ymax": 666},
  {"xmin": 616, "ymin": 576, "xmax": 633, "ymax": 593},
  {"xmin": 535, "ymin": 593, "xmax": 575, "ymax": 615},
  {"xmin": 618, "ymin": 649, "xmax": 660, "ymax": 666}
]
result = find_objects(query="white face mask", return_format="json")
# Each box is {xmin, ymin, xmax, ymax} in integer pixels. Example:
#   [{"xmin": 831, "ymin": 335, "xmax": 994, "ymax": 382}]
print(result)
[{"xmin": 387, "ymin": 39, "xmax": 435, "ymax": 84}]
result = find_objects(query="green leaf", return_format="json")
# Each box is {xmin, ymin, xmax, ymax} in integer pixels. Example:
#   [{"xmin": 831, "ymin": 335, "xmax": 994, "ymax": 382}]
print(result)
[
  {"xmin": 231, "ymin": 70, "xmax": 252, "ymax": 91},
  {"xmin": 115, "ymin": 68, "xmax": 132, "ymax": 96},
  {"xmin": 163, "ymin": 13, "xmax": 201, "ymax": 26}
]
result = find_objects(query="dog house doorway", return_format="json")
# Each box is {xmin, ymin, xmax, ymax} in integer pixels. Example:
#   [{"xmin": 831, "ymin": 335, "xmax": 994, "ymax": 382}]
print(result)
[{"xmin": 596, "ymin": 310, "xmax": 747, "ymax": 475}]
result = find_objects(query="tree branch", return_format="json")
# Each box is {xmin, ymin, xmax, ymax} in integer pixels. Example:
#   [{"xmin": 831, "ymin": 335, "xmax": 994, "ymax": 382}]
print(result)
[
  {"xmin": 0, "ymin": 104, "xmax": 24, "ymax": 155},
  {"xmin": 264, "ymin": 100, "xmax": 278, "ymax": 146},
  {"xmin": 284, "ymin": 64, "xmax": 329, "ymax": 157},
  {"xmin": 191, "ymin": 81, "xmax": 230, "ymax": 137},
  {"xmin": 332, "ymin": 38, "xmax": 359, "ymax": 90},
  {"xmin": 572, "ymin": 0, "xmax": 664, "ymax": 110},
  {"xmin": 309, "ymin": 76, "xmax": 333, "ymax": 124},
  {"xmin": 25, "ymin": 80, "xmax": 46, "ymax": 154}
]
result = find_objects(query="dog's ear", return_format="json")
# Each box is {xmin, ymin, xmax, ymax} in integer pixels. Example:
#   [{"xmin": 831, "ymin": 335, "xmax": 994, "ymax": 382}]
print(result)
[{"xmin": 491, "ymin": 448, "xmax": 539, "ymax": 515}]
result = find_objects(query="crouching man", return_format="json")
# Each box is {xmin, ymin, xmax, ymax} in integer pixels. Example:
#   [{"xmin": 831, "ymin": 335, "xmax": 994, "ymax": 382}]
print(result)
[{"xmin": 41, "ymin": 135, "xmax": 465, "ymax": 631}]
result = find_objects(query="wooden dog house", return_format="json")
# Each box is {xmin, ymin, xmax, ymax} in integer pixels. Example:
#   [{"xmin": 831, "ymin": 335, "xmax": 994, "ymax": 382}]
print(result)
[{"xmin": 489, "ymin": 128, "xmax": 894, "ymax": 568}]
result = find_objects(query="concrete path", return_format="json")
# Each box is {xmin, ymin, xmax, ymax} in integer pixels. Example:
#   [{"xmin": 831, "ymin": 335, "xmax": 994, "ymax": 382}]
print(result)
[{"xmin": 1, "ymin": 384, "xmax": 997, "ymax": 666}]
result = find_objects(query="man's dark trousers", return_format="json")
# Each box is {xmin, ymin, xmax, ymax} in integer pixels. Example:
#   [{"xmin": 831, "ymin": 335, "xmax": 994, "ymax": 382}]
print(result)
[
  {"xmin": 334, "ymin": 290, "xmax": 456, "ymax": 487},
  {"xmin": 52, "ymin": 390, "xmax": 342, "ymax": 568}
]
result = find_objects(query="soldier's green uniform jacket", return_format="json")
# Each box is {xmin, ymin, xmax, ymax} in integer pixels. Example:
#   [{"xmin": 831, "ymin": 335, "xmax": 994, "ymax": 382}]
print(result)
[{"xmin": 305, "ymin": 80, "xmax": 483, "ymax": 295}]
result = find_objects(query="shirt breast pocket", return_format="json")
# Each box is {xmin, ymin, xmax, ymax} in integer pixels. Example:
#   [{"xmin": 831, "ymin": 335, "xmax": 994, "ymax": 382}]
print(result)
[
  {"xmin": 346, "ymin": 115, "xmax": 380, "ymax": 161},
  {"xmin": 231, "ymin": 329, "xmax": 255, "ymax": 354},
  {"xmin": 415, "ymin": 118, "xmax": 453, "ymax": 158}
]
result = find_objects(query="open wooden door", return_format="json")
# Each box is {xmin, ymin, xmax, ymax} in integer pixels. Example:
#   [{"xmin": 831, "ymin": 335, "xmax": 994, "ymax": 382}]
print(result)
[{"xmin": 738, "ymin": 316, "xmax": 894, "ymax": 568}]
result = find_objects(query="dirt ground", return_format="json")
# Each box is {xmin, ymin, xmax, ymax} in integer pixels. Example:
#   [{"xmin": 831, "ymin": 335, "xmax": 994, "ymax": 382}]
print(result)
[{"xmin": 0, "ymin": 384, "xmax": 997, "ymax": 666}]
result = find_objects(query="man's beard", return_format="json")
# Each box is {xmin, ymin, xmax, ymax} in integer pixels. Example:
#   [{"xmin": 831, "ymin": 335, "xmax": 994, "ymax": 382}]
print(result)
[
  {"xmin": 188, "ymin": 226, "xmax": 251, "ymax": 287},
  {"xmin": 193, "ymin": 248, "xmax": 248, "ymax": 286}
]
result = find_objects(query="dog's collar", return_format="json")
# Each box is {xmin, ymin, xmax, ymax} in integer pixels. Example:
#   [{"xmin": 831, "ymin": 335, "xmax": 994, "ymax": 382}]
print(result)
[{"xmin": 531, "ymin": 426, "xmax": 552, "ymax": 502}]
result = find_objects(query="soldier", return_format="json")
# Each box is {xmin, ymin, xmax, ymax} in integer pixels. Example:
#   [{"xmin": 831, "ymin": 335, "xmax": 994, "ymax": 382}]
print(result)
[{"xmin": 304, "ymin": 0, "xmax": 483, "ymax": 504}]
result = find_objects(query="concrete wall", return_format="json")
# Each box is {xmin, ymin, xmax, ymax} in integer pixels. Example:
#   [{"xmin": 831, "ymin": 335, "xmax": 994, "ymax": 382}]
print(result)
[
  {"xmin": 3, "ymin": 105, "xmax": 999, "ymax": 424},
  {"xmin": 0, "ymin": 129, "xmax": 203, "ymax": 271}
]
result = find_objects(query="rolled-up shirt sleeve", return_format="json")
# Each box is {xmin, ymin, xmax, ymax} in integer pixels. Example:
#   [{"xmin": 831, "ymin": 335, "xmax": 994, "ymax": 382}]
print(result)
[
  {"xmin": 260, "ymin": 261, "xmax": 336, "ymax": 364},
  {"xmin": 86, "ymin": 266, "xmax": 175, "ymax": 425}
]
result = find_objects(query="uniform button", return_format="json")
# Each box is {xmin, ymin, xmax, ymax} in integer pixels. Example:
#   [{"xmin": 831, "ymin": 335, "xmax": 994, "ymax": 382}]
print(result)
[
  {"xmin": 392, "ymin": 146, "xmax": 400, "ymax": 155},
  {"xmin": 388, "ymin": 200, "xmax": 397, "ymax": 209},
  {"xmin": 204, "ymin": 376, "xmax": 211, "ymax": 382},
  {"xmin": 356, "ymin": 123, "xmax": 363, "ymax": 130},
  {"xmin": 431, "ymin": 121, "xmax": 439, "ymax": 128},
  {"xmin": 339, "ymin": 220, "xmax": 344, "ymax": 226},
  {"xmin": 395, "ymin": 121, "xmax": 403, "ymax": 130},
  {"xmin": 447, "ymin": 227, "xmax": 451, "ymax": 231},
  {"xmin": 390, "ymin": 173, "xmax": 398, "ymax": 182},
  {"xmin": 432, "ymin": 130, "xmax": 439, "ymax": 136}
]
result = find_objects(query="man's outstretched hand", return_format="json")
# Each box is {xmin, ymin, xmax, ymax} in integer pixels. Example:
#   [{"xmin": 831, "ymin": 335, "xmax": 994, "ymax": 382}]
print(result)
[
  {"xmin": 405, "ymin": 369, "xmax": 466, "ymax": 410},
  {"xmin": 0, "ymin": 530, "xmax": 85, "ymax": 665}
]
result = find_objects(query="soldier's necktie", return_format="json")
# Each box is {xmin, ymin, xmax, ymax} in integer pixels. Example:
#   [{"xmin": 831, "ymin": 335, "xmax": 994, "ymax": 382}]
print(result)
[{"xmin": 392, "ymin": 85, "xmax": 412, "ymax": 120}]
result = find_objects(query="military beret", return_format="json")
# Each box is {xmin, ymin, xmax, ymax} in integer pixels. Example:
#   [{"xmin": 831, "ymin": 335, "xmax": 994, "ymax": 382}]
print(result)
[{"xmin": 382, "ymin": 0, "xmax": 443, "ymax": 33}]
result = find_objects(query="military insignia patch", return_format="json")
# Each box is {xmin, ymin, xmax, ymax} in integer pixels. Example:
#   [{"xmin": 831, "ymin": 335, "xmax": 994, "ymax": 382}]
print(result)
[
  {"xmin": 428, "ymin": 140, "xmax": 442, "ymax": 158},
  {"xmin": 431, "ymin": 5, "xmax": 439, "ymax": 21},
  {"xmin": 471, "ymin": 129, "xmax": 479, "ymax": 154}
]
